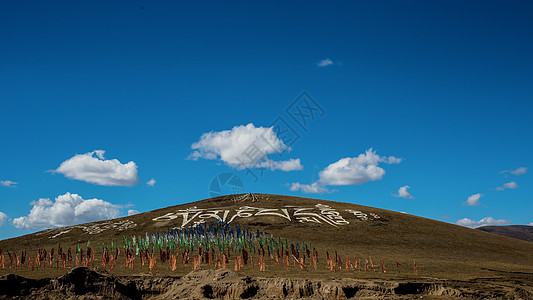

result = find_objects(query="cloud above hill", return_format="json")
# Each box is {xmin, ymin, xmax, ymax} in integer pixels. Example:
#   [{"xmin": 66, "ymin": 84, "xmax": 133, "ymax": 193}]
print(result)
[
  {"xmin": 500, "ymin": 167, "xmax": 527, "ymax": 176},
  {"xmin": 0, "ymin": 212, "xmax": 7, "ymax": 226},
  {"xmin": 289, "ymin": 149, "xmax": 402, "ymax": 193},
  {"xmin": 127, "ymin": 209, "xmax": 139, "ymax": 216},
  {"xmin": 393, "ymin": 185, "xmax": 414, "ymax": 199},
  {"xmin": 13, "ymin": 192, "xmax": 121, "ymax": 230},
  {"xmin": 54, "ymin": 150, "xmax": 140, "ymax": 186},
  {"xmin": 289, "ymin": 182, "xmax": 332, "ymax": 194},
  {"xmin": 188, "ymin": 123, "xmax": 303, "ymax": 171},
  {"xmin": 494, "ymin": 181, "xmax": 518, "ymax": 191},
  {"xmin": 456, "ymin": 217, "xmax": 511, "ymax": 228},
  {"xmin": 0, "ymin": 180, "xmax": 17, "ymax": 187},
  {"xmin": 465, "ymin": 193, "xmax": 483, "ymax": 206},
  {"xmin": 146, "ymin": 178, "xmax": 156, "ymax": 187},
  {"xmin": 317, "ymin": 58, "xmax": 333, "ymax": 67}
]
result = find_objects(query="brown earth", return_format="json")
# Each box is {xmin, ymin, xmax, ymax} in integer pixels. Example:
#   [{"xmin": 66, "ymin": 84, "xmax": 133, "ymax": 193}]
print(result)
[
  {"xmin": 1, "ymin": 194, "xmax": 532, "ymax": 299},
  {"xmin": 1, "ymin": 267, "xmax": 532, "ymax": 299}
]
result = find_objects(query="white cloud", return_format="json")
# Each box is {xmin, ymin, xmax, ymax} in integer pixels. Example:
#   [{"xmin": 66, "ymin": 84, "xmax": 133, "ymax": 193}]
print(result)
[
  {"xmin": 288, "ymin": 149, "xmax": 401, "ymax": 194},
  {"xmin": 529, "ymin": 222, "xmax": 533, "ymax": 226},
  {"xmin": 188, "ymin": 123, "xmax": 303, "ymax": 171},
  {"xmin": 127, "ymin": 209, "xmax": 139, "ymax": 216},
  {"xmin": 146, "ymin": 178, "xmax": 156, "ymax": 187},
  {"xmin": 13, "ymin": 192, "xmax": 121, "ymax": 230},
  {"xmin": 465, "ymin": 193, "xmax": 483, "ymax": 206},
  {"xmin": 500, "ymin": 167, "xmax": 527, "ymax": 176},
  {"xmin": 0, "ymin": 180, "xmax": 17, "ymax": 187},
  {"xmin": 257, "ymin": 158, "xmax": 303, "ymax": 171},
  {"xmin": 494, "ymin": 181, "xmax": 518, "ymax": 191},
  {"xmin": 393, "ymin": 185, "xmax": 414, "ymax": 199},
  {"xmin": 318, "ymin": 149, "xmax": 402, "ymax": 186},
  {"xmin": 54, "ymin": 150, "xmax": 140, "ymax": 186},
  {"xmin": 386, "ymin": 157, "xmax": 403, "ymax": 164},
  {"xmin": 317, "ymin": 58, "xmax": 333, "ymax": 67},
  {"xmin": 0, "ymin": 212, "xmax": 7, "ymax": 226},
  {"xmin": 456, "ymin": 217, "xmax": 511, "ymax": 228},
  {"xmin": 289, "ymin": 182, "xmax": 331, "ymax": 194}
]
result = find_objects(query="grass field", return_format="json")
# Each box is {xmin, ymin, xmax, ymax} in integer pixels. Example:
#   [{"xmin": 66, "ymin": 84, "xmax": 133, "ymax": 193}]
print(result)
[{"xmin": 1, "ymin": 194, "xmax": 532, "ymax": 298}]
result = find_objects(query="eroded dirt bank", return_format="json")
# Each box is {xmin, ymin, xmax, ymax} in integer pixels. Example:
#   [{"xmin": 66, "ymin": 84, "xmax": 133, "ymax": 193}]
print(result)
[{"xmin": 1, "ymin": 267, "xmax": 532, "ymax": 299}]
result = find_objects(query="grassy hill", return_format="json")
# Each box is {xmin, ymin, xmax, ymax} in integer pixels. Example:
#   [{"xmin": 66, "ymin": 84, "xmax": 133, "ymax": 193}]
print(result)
[{"xmin": 1, "ymin": 193, "xmax": 532, "ymax": 291}]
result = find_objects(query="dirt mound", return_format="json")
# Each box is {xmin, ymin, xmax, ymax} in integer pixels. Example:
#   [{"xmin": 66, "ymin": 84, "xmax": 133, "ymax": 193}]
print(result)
[
  {"xmin": 51, "ymin": 267, "xmax": 141, "ymax": 299},
  {"xmin": 505, "ymin": 287, "xmax": 533, "ymax": 300},
  {"xmin": 6, "ymin": 266, "xmax": 533, "ymax": 299},
  {"xmin": 0, "ymin": 273, "xmax": 48, "ymax": 298},
  {"xmin": 0, "ymin": 267, "xmax": 140, "ymax": 300}
]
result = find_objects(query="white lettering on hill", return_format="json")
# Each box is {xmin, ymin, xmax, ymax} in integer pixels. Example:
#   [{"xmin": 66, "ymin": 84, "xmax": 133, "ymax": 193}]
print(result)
[{"xmin": 153, "ymin": 204, "xmax": 380, "ymax": 228}]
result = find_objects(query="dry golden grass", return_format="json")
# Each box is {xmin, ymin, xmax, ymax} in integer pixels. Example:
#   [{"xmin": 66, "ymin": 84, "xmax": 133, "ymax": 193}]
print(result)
[{"xmin": 1, "ymin": 193, "xmax": 532, "ymax": 288}]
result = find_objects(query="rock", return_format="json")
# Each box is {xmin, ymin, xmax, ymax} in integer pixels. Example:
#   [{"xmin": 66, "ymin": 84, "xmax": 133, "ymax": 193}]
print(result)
[{"xmin": 51, "ymin": 267, "xmax": 141, "ymax": 299}]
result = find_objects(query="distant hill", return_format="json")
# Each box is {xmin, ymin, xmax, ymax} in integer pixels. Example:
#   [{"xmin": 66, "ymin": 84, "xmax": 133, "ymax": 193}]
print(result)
[{"xmin": 477, "ymin": 225, "xmax": 533, "ymax": 243}]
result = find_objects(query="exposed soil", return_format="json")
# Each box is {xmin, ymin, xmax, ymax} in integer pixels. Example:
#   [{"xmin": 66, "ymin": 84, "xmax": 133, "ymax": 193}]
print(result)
[{"xmin": 2, "ymin": 267, "xmax": 532, "ymax": 299}]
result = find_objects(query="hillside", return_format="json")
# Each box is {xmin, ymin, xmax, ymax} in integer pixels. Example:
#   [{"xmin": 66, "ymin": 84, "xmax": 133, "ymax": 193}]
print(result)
[{"xmin": 1, "ymin": 194, "xmax": 532, "ymax": 299}]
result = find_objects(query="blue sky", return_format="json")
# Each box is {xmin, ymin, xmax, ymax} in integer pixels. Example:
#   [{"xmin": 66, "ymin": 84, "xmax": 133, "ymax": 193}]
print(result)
[{"xmin": 1, "ymin": 1, "xmax": 532, "ymax": 240}]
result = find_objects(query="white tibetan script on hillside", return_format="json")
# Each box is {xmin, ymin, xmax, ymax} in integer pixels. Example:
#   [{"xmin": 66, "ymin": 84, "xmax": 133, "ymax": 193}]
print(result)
[
  {"xmin": 152, "ymin": 204, "xmax": 380, "ymax": 228},
  {"xmin": 41, "ymin": 219, "xmax": 137, "ymax": 238}
]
